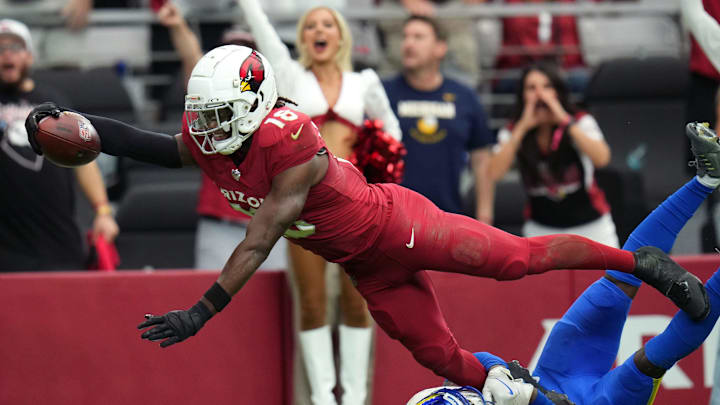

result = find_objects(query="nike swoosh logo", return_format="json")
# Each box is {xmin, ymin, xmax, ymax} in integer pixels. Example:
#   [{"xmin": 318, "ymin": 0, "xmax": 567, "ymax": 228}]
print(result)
[
  {"xmin": 406, "ymin": 227, "xmax": 415, "ymax": 249},
  {"xmin": 290, "ymin": 124, "xmax": 304, "ymax": 140},
  {"xmin": 496, "ymin": 378, "xmax": 514, "ymax": 395}
]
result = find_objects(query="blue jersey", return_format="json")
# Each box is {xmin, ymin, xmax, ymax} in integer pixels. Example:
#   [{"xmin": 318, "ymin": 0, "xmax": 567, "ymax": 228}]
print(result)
[
  {"xmin": 383, "ymin": 75, "xmax": 493, "ymax": 215},
  {"xmin": 514, "ymin": 178, "xmax": 716, "ymax": 405}
]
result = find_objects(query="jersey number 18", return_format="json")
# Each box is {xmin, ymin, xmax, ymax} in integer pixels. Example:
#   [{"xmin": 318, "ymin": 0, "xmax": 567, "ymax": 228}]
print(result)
[{"xmin": 264, "ymin": 109, "xmax": 298, "ymax": 129}]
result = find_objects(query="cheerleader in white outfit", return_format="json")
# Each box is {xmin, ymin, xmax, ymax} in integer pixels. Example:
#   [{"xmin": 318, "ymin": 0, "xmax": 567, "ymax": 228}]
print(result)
[{"xmin": 238, "ymin": 1, "xmax": 401, "ymax": 404}]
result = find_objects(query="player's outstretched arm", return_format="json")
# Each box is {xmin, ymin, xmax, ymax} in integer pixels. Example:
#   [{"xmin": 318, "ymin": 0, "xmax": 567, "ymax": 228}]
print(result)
[
  {"xmin": 137, "ymin": 153, "xmax": 328, "ymax": 348},
  {"xmin": 25, "ymin": 102, "xmax": 194, "ymax": 168},
  {"xmin": 216, "ymin": 153, "xmax": 328, "ymax": 295}
]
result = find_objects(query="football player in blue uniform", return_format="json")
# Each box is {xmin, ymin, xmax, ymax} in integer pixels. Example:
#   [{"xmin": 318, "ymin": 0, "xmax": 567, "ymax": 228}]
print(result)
[{"xmin": 408, "ymin": 122, "xmax": 720, "ymax": 405}]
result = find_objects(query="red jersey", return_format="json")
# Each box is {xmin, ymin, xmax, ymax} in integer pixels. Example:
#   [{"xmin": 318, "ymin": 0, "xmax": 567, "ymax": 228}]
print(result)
[
  {"xmin": 182, "ymin": 107, "xmax": 390, "ymax": 262},
  {"xmin": 496, "ymin": 0, "xmax": 584, "ymax": 70},
  {"xmin": 196, "ymin": 173, "xmax": 250, "ymax": 223}
]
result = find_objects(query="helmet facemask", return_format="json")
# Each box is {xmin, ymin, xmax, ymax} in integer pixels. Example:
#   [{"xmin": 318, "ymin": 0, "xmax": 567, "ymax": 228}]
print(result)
[{"xmin": 186, "ymin": 98, "xmax": 255, "ymax": 155}]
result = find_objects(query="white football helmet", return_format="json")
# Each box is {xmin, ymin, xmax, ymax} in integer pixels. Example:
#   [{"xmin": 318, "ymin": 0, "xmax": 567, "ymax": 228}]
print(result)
[
  {"xmin": 406, "ymin": 385, "xmax": 490, "ymax": 405},
  {"xmin": 185, "ymin": 45, "xmax": 278, "ymax": 155}
]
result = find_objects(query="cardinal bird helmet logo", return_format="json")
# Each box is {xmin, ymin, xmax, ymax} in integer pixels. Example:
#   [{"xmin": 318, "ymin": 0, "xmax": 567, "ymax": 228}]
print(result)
[{"xmin": 239, "ymin": 50, "xmax": 265, "ymax": 93}]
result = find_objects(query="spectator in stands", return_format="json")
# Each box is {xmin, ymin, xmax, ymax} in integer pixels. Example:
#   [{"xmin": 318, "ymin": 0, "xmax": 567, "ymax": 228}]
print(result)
[
  {"xmin": 62, "ymin": 0, "xmax": 94, "ymax": 30},
  {"xmin": 150, "ymin": 0, "xmax": 233, "ymax": 121},
  {"xmin": 156, "ymin": 2, "xmax": 203, "ymax": 84},
  {"xmin": 383, "ymin": 15, "xmax": 494, "ymax": 222},
  {"xmin": 488, "ymin": 62, "xmax": 617, "ymax": 247},
  {"xmin": 494, "ymin": 0, "xmax": 589, "ymax": 93},
  {"xmin": 0, "ymin": 19, "xmax": 118, "ymax": 271},
  {"xmin": 237, "ymin": 1, "xmax": 401, "ymax": 404},
  {"xmin": 155, "ymin": 2, "xmax": 288, "ymax": 272},
  {"xmin": 378, "ymin": 0, "xmax": 486, "ymax": 87},
  {"xmin": 60, "ymin": 0, "xmax": 133, "ymax": 30},
  {"xmin": 682, "ymin": 0, "xmax": 720, "ymax": 134},
  {"xmin": 680, "ymin": 0, "xmax": 720, "ymax": 255}
]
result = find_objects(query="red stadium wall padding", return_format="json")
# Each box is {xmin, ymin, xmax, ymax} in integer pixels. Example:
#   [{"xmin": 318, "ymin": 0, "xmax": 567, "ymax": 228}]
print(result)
[
  {"xmin": 2, "ymin": 256, "xmax": 719, "ymax": 405},
  {"xmin": 373, "ymin": 255, "xmax": 720, "ymax": 405},
  {"xmin": 0, "ymin": 270, "xmax": 294, "ymax": 405}
]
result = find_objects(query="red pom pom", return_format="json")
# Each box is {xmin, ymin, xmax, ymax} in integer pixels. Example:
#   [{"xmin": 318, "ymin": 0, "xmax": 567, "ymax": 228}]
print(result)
[{"xmin": 351, "ymin": 119, "xmax": 406, "ymax": 183}]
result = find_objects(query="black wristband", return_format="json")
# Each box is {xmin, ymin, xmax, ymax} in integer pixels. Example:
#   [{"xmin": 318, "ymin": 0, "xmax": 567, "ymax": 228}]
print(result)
[{"xmin": 204, "ymin": 282, "xmax": 232, "ymax": 312}]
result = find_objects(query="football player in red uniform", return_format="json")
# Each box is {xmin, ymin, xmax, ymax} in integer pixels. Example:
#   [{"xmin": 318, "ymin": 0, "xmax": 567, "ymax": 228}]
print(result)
[{"xmin": 24, "ymin": 46, "xmax": 710, "ymax": 390}]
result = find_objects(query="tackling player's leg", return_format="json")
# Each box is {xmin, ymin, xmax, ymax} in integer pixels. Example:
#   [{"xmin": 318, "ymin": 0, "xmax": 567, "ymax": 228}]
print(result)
[
  {"xmin": 603, "ymin": 122, "xmax": 720, "ymax": 312},
  {"xmin": 401, "ymin": 123, "xmax": 720, "ymax": 405},
  {"xmin": 530, "ymin": 175, "xmax": 714, "ymax": 399},
  {"xmin": 627, "ymin": 122, "xmax": 720, "ymax": 400},
  {"xmin": 594, "ymin": 269, "xmax": 720, "ymax": 405},
  {"xmin": 609, "ymin": 122, "xmax": 720, "ymax": 281},
  {"xmin": 533, "ymin": 123, "xmax": 720, "ymax": 404}
]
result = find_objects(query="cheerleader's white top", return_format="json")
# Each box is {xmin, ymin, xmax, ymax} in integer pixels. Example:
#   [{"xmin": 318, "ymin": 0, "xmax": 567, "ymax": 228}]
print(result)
[{"xmin": 239, "ymin": 0, "xmax": 402, "ymax": 140}]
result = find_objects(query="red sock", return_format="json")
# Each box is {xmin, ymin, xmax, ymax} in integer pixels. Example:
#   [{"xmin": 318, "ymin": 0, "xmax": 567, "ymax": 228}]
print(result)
[{"xmin": 527, "ymin": 235, "xmax": 635, "ymax": 275}]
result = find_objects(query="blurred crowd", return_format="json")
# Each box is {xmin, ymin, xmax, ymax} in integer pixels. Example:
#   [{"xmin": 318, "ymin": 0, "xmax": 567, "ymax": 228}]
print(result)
[{"xmin": 1, "ymin": 0, "xmax": 701, "ymax": 266}]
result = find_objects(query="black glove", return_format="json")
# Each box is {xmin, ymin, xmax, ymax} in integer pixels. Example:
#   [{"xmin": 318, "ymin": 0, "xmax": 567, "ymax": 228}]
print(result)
[
  {"xmin": 137, "ymin": 301, "xmax": 213, "ymax": 348},
  {"xmin": 24, "ymin": 101, "xmax": 65, "ymax": 155}
]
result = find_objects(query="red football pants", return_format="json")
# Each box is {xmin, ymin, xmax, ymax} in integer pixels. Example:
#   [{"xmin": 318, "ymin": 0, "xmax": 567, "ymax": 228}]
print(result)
[{"xmin": 343, "ymin": 185, "xmax": 635, "ymax": 389}]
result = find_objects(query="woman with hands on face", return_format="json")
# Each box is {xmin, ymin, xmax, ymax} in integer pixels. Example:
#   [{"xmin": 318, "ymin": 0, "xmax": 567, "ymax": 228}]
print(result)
[{"xmin": 489, "ymin": 62, "xmax": 617, "ymax": 247}]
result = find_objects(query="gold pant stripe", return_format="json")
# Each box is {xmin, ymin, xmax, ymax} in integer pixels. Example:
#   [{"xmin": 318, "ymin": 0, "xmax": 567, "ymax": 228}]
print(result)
[{"xmin": 646, "ymin": 377, "xmax": 662, "ymax": 405}]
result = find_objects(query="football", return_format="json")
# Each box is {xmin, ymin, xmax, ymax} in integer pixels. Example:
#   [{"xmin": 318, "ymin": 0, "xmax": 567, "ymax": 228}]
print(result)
[{"xmin": 35, "ymin": 111, "xmax": 101, "ymax": 167}]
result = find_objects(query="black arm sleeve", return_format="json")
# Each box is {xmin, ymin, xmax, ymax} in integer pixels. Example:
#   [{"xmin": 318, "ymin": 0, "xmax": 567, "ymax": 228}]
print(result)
[{"xmin": 82, "ymin": 113, "xmax": 183, "ymax": 168}]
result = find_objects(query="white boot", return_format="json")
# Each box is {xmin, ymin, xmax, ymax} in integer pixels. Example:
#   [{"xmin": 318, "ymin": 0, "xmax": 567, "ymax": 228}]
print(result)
[
  {"xmin": 339, "ymin": 325, "xmax": 373, "ymax": 405},
  {"xmin": 299, "ymin": 325, "xmax": 338, "ymax": 405}
]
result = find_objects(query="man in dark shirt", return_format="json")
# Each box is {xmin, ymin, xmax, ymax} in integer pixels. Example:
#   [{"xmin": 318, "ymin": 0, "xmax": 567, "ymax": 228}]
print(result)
[
  {"xmin": 383, "ymin": 15, "xmax": 494, "ymax": 223},
  {"xmin": 0, "ymin": 19, "xmax": 118, "ymax": 271}
]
